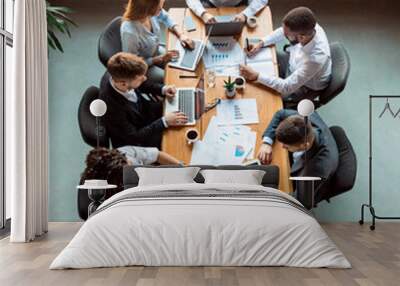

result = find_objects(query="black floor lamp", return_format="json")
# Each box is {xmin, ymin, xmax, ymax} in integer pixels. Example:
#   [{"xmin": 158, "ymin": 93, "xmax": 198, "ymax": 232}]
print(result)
[
  {"xmin": 89, "ymin": 99, "xmax": 107, "ymax": 148},
  {"xmin": 290, "ymin": 99, "xmax": 321, "ymax": 210}
]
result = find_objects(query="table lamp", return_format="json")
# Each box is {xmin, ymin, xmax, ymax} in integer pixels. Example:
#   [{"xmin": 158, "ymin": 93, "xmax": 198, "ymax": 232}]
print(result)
[{"xmin": 89, "ymin": 99, "xmax": 107, "ymax": 148}]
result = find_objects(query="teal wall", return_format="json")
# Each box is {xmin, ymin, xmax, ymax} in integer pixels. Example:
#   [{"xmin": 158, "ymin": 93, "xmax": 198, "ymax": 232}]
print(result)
[{"xmin": 48, "ymin": 0, "xmax": 400, "ymax": 221}]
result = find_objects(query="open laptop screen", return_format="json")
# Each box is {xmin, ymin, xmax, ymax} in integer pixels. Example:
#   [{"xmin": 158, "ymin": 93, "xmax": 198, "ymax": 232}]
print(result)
[
  {"xmin": 195, "ymin": 76, "xmax": 205, "ymax": 119},
  {"xmin": 205, "ymin": 21, "xmax": 245, "ymax": 36}
]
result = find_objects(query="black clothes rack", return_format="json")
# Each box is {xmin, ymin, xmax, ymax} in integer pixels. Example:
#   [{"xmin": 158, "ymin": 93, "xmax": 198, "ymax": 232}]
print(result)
[{"xmin": 359, "ymin": 95, "xmax": 400, "ymax": 230}]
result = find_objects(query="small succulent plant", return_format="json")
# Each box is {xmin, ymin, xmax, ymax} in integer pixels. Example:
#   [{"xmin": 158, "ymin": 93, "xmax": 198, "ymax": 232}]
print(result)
[{"xmin": 223, "ymin": 76, "xmax": 235, "ymax": 91}]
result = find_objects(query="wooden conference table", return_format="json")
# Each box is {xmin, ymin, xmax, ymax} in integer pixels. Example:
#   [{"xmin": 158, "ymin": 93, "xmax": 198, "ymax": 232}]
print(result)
[{"xmin": 162, "ymin": 6, "xmax": 293, "ymax": 194}]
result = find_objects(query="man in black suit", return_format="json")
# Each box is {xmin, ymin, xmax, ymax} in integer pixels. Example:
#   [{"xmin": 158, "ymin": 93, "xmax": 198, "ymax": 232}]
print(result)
[
  {"xmin": 99, "ymin": 52, "xmax": 188, "ymax": 148},
  {"xmin": 257, "ymin": 109, "xmax": 339, "ymax": 208}
]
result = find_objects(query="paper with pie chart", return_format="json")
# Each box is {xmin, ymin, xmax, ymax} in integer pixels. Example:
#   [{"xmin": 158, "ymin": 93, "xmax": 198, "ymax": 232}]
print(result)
[{"xmin": 190, "ymin": 116, "xmax": 257, "ymax": 165}]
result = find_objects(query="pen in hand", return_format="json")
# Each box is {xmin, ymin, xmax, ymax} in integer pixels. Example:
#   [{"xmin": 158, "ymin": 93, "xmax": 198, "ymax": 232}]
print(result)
[{"xmin": 246, "ymin": 38, "xmax": 250, "ymax": 52}]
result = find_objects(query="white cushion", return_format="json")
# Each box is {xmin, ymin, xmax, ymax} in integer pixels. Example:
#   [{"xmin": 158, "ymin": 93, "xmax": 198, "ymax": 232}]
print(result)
[
  {"xmin": 136, "ymin": 167, "xmax": 201, "ymax": 186},
  {"xmin": 200, "ymin": 169, "xmax": 266, "ymax": 185}
]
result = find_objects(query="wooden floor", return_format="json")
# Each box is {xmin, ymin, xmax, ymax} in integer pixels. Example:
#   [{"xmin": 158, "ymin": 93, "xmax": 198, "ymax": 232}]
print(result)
[{"xmin": 0, "ymin": 223, "xmax": 399, "ymax": 286}]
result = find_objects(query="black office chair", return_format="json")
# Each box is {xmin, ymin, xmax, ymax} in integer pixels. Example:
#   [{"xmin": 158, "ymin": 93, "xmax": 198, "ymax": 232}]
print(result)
[
  {"xmin": 316, "ymin": 126, "xmax": 357, "ymax": 203},
  {"xmin": 78, "ymin": 86, "xmax": 110, "ymax": 148},
  {"xmin": 315, "ymin": 42, "xmax": 351, "ymax": 108},
  {"xmin": 98, "ymin": 17, "xmax": 122, "ymax": 67}
]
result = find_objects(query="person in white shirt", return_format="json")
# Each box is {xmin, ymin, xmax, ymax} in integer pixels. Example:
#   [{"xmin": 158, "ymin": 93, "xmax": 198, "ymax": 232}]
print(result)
[
  {"xmin": 240, "ymin": 7, "xmax": 332, "ymax": 104},
  {"xmin": 186, "ymin": 0, "xmax": 269, "ymax": 23}
]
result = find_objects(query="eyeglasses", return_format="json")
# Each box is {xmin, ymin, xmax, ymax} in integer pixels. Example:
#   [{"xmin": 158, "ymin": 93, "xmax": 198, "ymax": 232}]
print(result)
[{"xmin": 204, "ymin": 98, "xmax": 221, "ymax": 112}]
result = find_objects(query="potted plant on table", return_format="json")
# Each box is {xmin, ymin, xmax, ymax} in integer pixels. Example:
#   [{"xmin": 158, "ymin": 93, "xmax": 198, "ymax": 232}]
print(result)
[{"xmin": 224, "ymin": 76, "xmax": 236, "ymax": 99}]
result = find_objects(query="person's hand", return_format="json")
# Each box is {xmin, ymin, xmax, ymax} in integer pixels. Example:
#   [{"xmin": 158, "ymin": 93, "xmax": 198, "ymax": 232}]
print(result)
[
  {"xmin": 239, "ymin": 64, "xmax": 259, "ymax": 81},
  {"xmin": 245, "ymin": 40, "xmax": 263, "ymax": 57},
  {"xmin": 233, "ymin": 13, "xmax": 246, "ymax": 22},
  {"xmin": 165, "ymin": 111, "xmax": 188, "ymax": 126},
  {"xmin": 163, "ymin": 85, "xmax": 176, "ymax": 100},
  {"xmin": 162, "ymin": 50, "xmax": 180, "ymax": 64},
  {"xmin": 257, "ymin": 143, "xmax": 273, "ymax": 165},
  {"xmin": 179, "ymin": 34, "xmax": 195, "ymax": 50},
  {"xmin": 202, "ymin": 12, "xmax": 217, "ymax": 24}
]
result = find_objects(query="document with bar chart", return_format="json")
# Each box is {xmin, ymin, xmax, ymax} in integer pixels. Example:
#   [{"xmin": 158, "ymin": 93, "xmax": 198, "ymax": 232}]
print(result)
[
  {"xmin": 203, "ymin": 36, "xmax": 244, "ymax": 76},
  {"xmin": 216, "ymin": 99, "xmax": 259, "ymax": 126}
]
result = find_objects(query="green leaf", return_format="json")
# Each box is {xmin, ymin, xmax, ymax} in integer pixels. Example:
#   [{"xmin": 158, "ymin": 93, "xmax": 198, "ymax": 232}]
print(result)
[
  {"xmin": 47, "ymin": 9, "xmax": 77, "ymax": 27},
  {"xmin": 47, "ymin": 15, "xmax": 67, "ymax": 35},
  {"xmin": 47, "ymin": 6, "xmax": 74, "ymax": 14},
  {"xmin": 48, "ymin": 36, "xmax": 56, "ymax": 50},
  {"xmin": 48, "ymin": 30, "xmax": 64, "ymax": 53},
  {"xmin": 63, "ymin": 24, "xmax": 71, "ymax": 38}
]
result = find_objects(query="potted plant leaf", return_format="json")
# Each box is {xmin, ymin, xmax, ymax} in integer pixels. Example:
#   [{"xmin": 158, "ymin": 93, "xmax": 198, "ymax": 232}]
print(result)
[
  {"xmin": 46, "ymin": 1, "xmax": 77, "ymax": 53},
  {"xmin": 224, "ymin": 76, "xmax": 236, "ymax": 99}
]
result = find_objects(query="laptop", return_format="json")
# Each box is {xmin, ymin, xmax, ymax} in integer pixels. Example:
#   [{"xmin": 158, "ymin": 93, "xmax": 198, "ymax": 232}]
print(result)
[
  {"xmin": 164, "ymin": 77, "xmax": 205, "ymax": 126},
  {"xmin": 214, "ymin": 15, "xmax": 235, "ymax": 22},
  {"xmin": 168, "ymin": 30, "xmax": 211, "ymax": 72},
  {"xmin": 205, "ymin": 15, "xmax": 245, "ymax": 36}
]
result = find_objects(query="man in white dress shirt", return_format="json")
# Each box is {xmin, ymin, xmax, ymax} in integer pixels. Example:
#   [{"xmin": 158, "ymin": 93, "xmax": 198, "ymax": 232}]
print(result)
[
  {"xmin": 186, "ymin": 0, "xmax": 268, "ymax": 23},
  {"xmin": 240, "ymin": 7, "xmax": 332, "ymax": 104}
]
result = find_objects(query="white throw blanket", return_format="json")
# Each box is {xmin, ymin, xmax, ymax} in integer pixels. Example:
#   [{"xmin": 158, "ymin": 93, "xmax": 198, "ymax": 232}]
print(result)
[{"xmin": 50, "ymin": 183, "xmax": 351, "ymax": 269}]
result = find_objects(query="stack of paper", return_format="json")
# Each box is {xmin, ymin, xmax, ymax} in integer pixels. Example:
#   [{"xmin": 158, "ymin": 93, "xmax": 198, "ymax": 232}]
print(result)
[
  {"xmin": 190, "ymin": 116, "xmax": 257, "ymax": 165},
  {"xmin": 245, "ymin": 38, "xmax": 275, "ymax": 76}
]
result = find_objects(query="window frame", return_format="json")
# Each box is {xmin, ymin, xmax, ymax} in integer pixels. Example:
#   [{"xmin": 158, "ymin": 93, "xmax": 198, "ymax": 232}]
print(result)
[{"xmin": 0, "ymin": 0, "xmax": 13, "ymax": 231}]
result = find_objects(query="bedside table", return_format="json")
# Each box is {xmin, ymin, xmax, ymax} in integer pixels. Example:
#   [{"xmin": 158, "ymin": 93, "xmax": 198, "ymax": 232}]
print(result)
[
  {"xmin": 77, "ymin": 184, "xmax": 117, "ymax": 216},
  {"xmin": 290, "ymin": 176, "xmax": 321, "ymax": 210}
]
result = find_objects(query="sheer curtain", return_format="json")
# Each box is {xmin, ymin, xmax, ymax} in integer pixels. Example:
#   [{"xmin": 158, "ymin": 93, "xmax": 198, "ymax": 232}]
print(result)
[{"xmin": 7, "ymin": 0, "xmax": 49, "ymax": 242}]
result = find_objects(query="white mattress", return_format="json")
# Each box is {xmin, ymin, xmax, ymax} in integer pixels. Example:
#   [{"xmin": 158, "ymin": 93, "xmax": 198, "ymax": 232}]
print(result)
[{"xmin": 50, "ymin": 183, "xmax": 350, "ymax": 269}]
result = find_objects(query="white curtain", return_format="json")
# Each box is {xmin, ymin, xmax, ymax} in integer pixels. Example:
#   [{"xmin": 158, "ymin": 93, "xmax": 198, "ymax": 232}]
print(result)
[{"xmin": 7, "ymin": 0, "xmax": 49, "ymax": 242}]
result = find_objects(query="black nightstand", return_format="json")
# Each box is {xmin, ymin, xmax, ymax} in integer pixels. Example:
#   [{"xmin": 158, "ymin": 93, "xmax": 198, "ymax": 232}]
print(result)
[
  {"xmin": 77, "ymin": 183, "xmax": 117, "ymax": 216},
  {"xmin": 290, "ymin": 176, "xmax": 321, "ymax": 210}
]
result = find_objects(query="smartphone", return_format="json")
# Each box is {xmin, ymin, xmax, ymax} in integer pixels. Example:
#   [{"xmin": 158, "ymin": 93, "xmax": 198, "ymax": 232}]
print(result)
[{"xmin": 184, "ymin": 15, "xmax": 196, "ymax": 32}]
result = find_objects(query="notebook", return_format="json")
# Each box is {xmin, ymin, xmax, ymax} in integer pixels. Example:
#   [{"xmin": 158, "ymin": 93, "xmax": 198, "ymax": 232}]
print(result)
[{"xmin": 245, "ymin": 38, "xmax": 276, "ymax": 76}]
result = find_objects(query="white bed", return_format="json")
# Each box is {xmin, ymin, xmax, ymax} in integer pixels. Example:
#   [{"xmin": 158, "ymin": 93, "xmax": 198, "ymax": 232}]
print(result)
[{"xmin": 50, "ymin": 183, "xmax": 350, "ymax": 269}]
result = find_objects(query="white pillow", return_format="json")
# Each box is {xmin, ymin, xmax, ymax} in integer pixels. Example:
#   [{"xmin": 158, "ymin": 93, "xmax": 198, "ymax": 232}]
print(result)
[
  {"xmin": 136, "ymin": 167, "xmax": 201, "ymax": 186},
  {"xmin": 200, "ymin": 169, "xmax": 266, "ymax": 185}
]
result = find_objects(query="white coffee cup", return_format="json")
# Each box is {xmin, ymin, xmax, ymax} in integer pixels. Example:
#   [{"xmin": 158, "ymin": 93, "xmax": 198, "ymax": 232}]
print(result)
[
  {"xmin": 247, "ymin": 16, "xmax": 257, "ymax": 28},
  {"xmin": 185, "ymin": 128, "xmax": 199, "ymax": 144},
  {"xmin": 234, "ymin": 76, "xmax": 246, "ymax": 90}
]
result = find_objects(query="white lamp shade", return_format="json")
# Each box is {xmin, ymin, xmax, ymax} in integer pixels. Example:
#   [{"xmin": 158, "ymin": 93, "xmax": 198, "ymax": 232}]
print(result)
[
  {"xmin": 90, "ymin": 99, "xmax": 107, "ymax": 117},
  {"xmin": 297, "ymin": 99, "xmax": 315, "ymax": 117}
]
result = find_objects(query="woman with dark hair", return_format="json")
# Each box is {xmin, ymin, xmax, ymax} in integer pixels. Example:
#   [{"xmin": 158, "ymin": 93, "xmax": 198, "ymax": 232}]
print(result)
[
  {"xmin": 80, "ymin": 146, "xmax": 181, "ymax": 196},
  {"xmin": 121, "ymin": 0, "xmax": 194, "ymax": 84}
]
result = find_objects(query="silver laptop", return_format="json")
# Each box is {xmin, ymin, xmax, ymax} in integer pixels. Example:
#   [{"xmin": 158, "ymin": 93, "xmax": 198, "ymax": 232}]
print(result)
[
  {"xmin": 164, "ymin": 77, "xmax": 205, "ymax": 126},
  {"xmin": 214, "ymin": 15, "xmax": 235, "ymax": 22},
  {"xmin": 169, "ymin": 27, "xmax": 213, "ymax": 72},
  {"xmin": 205, "ymin": 16, "xmax": 245, "ymax": 36}
]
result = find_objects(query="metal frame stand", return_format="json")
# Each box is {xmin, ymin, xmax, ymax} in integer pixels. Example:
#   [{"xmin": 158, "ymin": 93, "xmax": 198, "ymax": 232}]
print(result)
[{"xmin": 359, "ymin": 95, "xmax": 400, "ymax": 230}]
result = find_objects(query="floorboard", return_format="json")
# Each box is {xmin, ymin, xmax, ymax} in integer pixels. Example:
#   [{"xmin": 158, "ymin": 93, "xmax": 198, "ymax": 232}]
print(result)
[{"xmin": 1, "ymin": 222, "xmax": 399, "ymax": 286}]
